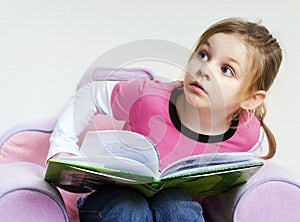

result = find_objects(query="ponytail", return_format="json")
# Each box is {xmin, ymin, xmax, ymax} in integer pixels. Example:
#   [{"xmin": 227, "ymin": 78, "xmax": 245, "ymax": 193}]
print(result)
[{"xmin": 255, "ymin": 103, "xmax": 276, "ymax": 159}]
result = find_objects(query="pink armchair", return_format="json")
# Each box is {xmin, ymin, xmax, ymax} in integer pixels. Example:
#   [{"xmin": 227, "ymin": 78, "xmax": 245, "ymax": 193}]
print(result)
[
  {"xmin": 0, "ymin": 117, "xmax": 69, "ymax": 222},
  {"xmin": 1, "ymin": 67, "xmax": 300, "ymax": 222}
]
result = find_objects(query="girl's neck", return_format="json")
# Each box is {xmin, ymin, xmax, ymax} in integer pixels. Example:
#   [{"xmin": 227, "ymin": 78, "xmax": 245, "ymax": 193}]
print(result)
[{"xmin": 176, "ymin": 93, "xmax": 231, "ymax": 135}]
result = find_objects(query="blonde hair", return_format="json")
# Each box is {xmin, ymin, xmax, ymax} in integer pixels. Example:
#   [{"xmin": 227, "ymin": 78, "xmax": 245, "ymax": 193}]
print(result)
[{"xmin": 191, "ymin": 18, "xmax": 283, "ymax": 159}]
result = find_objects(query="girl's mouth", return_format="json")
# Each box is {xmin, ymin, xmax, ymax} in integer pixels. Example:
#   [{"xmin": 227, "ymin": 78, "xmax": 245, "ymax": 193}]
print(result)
[{"xmin": 191, "ymin": 81, "xmax": 207, "ymax": 94}]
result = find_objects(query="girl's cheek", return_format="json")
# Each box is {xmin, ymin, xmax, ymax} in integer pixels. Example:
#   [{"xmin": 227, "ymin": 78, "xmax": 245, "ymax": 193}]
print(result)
[{"xmin": 187, "ymin": 58, "xmax": 201, "ymax": 74}]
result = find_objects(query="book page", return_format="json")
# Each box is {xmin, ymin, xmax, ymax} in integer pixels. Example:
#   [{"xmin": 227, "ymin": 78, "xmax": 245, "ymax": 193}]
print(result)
[
  {"xmin": 160, "ymin": 152, "xmax": 257, "ymax": 179},
  {"xmin": 57, "ymin": 156, "xmax": 155, "ymax": 177},
  {"xmin": 76, "ymin": 130, "xmax": 160, "ymax": 176}
]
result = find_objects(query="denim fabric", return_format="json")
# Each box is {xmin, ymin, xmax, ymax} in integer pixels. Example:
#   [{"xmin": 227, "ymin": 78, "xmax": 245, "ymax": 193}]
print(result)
[
  {"xmin": 149, "ymin": 187, "xmax": 204, "ymax": 222},
  {"xmin": 78, "ymin": 186, "xmax": 204, "ymax": 222}
]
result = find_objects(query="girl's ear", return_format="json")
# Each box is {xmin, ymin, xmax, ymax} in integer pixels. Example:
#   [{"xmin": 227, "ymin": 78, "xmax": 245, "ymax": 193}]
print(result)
[{"xmin": 240, "ymin": 90, "xmax": 266, "ymax": 110}]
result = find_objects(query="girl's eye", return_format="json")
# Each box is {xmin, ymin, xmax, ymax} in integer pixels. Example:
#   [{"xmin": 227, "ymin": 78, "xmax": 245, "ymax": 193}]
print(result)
[
  {"xmin": 221, "ymin": 66, "xmax": 234, "ymax": 77},
  {"xmin": 198, "ymin": 51, "xmax": 208, "ymax": 62}
]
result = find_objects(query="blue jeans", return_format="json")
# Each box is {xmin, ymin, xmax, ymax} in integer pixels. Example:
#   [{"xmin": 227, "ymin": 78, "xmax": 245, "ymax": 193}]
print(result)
[{"xmin": 78, "ymin": 186, "xmax": 204, "ymax": 222}]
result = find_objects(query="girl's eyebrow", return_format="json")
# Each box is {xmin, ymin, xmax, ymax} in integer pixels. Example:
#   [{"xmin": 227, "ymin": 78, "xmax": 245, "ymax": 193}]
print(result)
[
  {"xmin": 196, "ymin": 42, "xmax": 209, "ymax": 53},
  {"xmin": 227, "ymin": 56, "xmax": 241, "ymax": 66},
  {"xmin": 203, "ymin": 39, "xmax": 241, "ymax": 67},
  {"xmin": 201, "ymin": 41, "xmax": 210, "ymax": 48}
]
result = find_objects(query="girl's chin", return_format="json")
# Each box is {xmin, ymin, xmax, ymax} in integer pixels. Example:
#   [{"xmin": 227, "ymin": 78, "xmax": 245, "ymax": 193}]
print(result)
[
  {"xmin": 184, "ymin": 93, "xmax": 211, "ymax": 110},
  {"xmin": 184, "ymin": 87, "xmax": 209, "ymax": 103}
]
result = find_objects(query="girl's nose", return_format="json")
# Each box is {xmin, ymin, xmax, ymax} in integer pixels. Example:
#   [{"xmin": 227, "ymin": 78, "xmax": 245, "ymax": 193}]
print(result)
[{"xmin": 197, "ymin": 64, "xmax": 211, "ymax": 81}]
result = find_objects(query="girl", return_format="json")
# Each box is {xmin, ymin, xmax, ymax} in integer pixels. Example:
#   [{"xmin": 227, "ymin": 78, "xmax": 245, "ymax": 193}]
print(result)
[{"xmin": 48, "ymin": 17, "xmax": 282, "ymax": 221}]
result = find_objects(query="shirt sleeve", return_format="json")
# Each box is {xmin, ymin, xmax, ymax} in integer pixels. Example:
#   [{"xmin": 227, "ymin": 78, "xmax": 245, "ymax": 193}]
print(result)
[
  {"xmin": 111, "ymin": 79, "xmax": 150, "ymax": 122},
  {"xmin": 47, "ymin": 81, "xmax": 119, "ymax": 160}
]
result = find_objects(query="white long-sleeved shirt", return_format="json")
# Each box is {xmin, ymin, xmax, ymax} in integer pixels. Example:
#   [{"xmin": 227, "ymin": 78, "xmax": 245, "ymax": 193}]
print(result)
[{"xmin": 47, "ymin": 81, "xmax": 118, "ymax": 160}]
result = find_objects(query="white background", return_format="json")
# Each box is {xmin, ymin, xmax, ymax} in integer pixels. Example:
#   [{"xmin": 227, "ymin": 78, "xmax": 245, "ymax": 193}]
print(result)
[{"xmin": 1, "ymin": 0, "xmax": 300, "ymax": 176}]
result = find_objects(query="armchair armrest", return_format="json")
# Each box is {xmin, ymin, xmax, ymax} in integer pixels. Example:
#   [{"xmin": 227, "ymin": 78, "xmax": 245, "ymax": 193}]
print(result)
[
  {"xmin": 202, "ymin": 161, "xmax": 300, "ymax": 222},
  {"xmin": 0, "ymin": 162, "xmax": 69, "ymax": 222}
]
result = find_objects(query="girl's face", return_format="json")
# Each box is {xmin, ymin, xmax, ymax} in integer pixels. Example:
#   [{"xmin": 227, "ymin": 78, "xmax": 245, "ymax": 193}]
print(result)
[{"xmin": 184, "ymin": 33, "xmax": 251, "ymax": 117}]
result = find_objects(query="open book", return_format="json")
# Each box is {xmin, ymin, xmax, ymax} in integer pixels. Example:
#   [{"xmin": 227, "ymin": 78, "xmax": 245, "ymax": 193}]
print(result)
[{"xmin": 45, "ymin": 130, "xmax": 263, "ymax": 198}]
